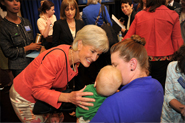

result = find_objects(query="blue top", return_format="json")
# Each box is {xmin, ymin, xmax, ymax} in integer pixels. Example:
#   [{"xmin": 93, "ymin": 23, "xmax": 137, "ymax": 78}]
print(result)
[
  {"xmin": 91, "ymin": 76, "xmax": 164, "ymax": 122},
  {"xmin": 161, "ymin": 61, "xmax": 185, "ymax": 122},
  {"xmin": 82, "ymin": 3, "xmax": 112, "ymax": 26}
]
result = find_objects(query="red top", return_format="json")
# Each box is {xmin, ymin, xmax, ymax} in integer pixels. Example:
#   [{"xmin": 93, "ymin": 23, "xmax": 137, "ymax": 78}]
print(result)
[
  {"xmin": 13, "ymin": 45, "xmax": 78, "ymax": 108},
  {"xmin": 123, "ymin": 5, "xmax": 184, "ymax": 56}
]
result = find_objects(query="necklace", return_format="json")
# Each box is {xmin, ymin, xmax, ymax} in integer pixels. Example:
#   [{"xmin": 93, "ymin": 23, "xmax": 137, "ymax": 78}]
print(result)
[
  {"xmin": 70, "ymin": 49, "xmax": 76, "ymax": 72},
  {"xmin": 67, "ymin": 20, "xmax": 75, "ymax": 28},
  {"xmin": 68, "ymin": 24, "xmax": 75, "ymax": 28}
]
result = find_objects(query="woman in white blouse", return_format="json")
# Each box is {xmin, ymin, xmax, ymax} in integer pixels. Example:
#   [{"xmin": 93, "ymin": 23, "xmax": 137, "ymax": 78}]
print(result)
[{"xmin": 37, "ymin": 0, "xmax": 57, "ymax": 50}]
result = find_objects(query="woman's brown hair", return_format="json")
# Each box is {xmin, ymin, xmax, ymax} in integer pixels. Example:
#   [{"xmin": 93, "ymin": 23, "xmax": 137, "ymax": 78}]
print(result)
[
  {"xmin": 146, "ymin": 0, "xmax": 166, "ymax": 12},
  {"xmin": 60, "ymin": 0, "xmax": 80, "ymax": 20},
  {"xmin": 172, "ymin": 44, "xmax": 185, "ymax": 75},
  {"xmin": 110, "ymin": 35, "xmax": 149, "ymax": 75},
  {"xmin": 38, "ymin": 0, "xmax": 54, "ymax": 14}
]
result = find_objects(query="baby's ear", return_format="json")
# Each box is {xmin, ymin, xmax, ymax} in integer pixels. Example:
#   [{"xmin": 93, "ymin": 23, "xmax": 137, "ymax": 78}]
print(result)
[{"xmin": 94, "ymin": 81, "xmax": 97, "ymax": 87}]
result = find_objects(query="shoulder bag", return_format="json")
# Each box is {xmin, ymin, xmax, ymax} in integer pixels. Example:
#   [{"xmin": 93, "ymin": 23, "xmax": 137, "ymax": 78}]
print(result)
[{"xmin": 32, "ymin": 48, "xmax": 76, "ymax": 115}]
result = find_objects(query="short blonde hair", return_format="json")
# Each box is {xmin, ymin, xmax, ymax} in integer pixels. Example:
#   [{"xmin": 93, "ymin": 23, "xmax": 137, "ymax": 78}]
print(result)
[
  {"xmin": 87, "ymin": 0, "xmax": 101, "ymax": 5},
  {"xmin": 96, "ymin": 65, "xmax": 122, "ymax": 96},
  {"xmin": 72, "ymin": 25, "xmax": 109, "ymax": 53},
  {"xmin": 60, "ymin": 0, "xmax": 80, "ymax": 20}
]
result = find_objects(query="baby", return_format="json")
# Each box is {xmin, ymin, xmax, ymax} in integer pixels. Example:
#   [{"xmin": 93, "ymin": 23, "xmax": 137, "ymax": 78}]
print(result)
[{"xmin": 76, "ymin": 65, "xmax": 122, "ymax": 123}]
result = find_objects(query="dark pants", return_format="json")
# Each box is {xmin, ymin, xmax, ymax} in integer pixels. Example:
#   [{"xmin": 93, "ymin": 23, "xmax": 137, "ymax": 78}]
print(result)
[{"xmin": 149, "ymin": 60, "xmax": 170, "ymax": 90}]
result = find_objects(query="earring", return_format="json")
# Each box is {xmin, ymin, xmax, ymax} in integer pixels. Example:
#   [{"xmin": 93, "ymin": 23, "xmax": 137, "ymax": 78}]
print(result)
[{"xmin": 131, "ymin": 69, "xmax": 133, "ymax": 71}]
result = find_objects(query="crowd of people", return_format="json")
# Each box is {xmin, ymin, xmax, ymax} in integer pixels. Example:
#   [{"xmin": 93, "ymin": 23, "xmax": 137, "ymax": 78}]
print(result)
[{"xmin": 0, "ymin": 0, "xmax": 185, "ymax": 122}]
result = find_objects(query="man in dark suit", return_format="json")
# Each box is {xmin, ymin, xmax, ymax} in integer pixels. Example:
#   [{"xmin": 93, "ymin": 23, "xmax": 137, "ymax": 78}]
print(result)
[{"xmin": 167, "ymin": 0, "xmax": 181, "ymax": 10}]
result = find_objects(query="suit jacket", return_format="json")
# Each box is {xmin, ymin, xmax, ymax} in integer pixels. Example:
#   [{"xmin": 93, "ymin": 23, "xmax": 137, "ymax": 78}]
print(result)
[
  {"xmin": 52, "ymin": 19, "xmax": 84, "ymax": 47},
  {"xmin": 123, "ymin": 10, "xmax": 137, "ymax": 34}
]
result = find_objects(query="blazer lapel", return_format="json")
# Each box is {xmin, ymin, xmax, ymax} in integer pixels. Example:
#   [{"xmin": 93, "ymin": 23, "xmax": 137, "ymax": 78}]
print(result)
[
  {"xmin": 64, "ymin": 20, "xmax": 73, "ymax": 40},
  {"xmin": 76, "ymin": 20, "xmax": 80, "ymax": 34}
]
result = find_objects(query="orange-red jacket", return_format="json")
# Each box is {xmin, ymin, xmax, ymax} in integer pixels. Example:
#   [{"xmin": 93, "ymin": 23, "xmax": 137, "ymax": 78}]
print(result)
[
  {"xmin": 13, "ymin": 45, "xmax": 78, "ymax": 108},
  {"xmin": 123, "ymin": 5, "xmax": 184, "ymax": 56}
]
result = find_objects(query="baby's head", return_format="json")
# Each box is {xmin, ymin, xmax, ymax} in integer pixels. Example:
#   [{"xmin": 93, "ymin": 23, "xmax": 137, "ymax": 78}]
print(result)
[{"xmin": 95, "ymin": 65, "xmax": 122, "ymax": 96}]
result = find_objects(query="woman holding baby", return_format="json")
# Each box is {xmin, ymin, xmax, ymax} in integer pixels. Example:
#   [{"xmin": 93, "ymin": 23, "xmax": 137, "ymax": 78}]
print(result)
[{"xmin": 91, "ymin": 35, "xmax": 164, "ymax": 122}]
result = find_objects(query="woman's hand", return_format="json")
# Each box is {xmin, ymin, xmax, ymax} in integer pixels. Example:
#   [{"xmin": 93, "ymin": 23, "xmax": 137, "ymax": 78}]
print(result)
[
  {"xmin": 24, "ymin": 42, "xmax": 42, "ymax": 52},
  {"xmin": 46, "ymin": 19, "xmax": 52, "ymax": 26},
  {"xmin": 69, "ymin": 86, "xmax": 95, "ymax": 110},
  {"xmin": 121, "ymin": 28, "xmax": 126, "ymax": 33},
  {"xmin": 59, "ymin": 86, "xmax": 95, "ymax": 110},
  {"xmin": 40, "ymin": 46, "xmax": 46, "ymax": 53},
  {"xmin": 180, "ymin": 105, "xmax": 185, "ymax": 117},
  {"xmin": 119, "ymin": 19, "xmax": 125, "ymax": 25},
  {"xmin": 169, "ymin": 99, "xmax": 185, "ymax": 117}
]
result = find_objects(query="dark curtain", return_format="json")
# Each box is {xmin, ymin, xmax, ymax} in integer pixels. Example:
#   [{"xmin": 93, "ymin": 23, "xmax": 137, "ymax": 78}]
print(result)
[
  {"xmin": 21, "ymin": 0, "xmax": 62, "ymax": 38},
  {"xmin": 111, "ymin": 0, "xmax": 125, "ymax": 19}
]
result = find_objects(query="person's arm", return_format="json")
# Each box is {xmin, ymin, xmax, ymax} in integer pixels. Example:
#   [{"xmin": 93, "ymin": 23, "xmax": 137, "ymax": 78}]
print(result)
[
  {"xmin": 169, "ymin": 99, "xmax": 185, "ymax": 117},
  {"xmin": 24, "ymin": 42, "xmax": 42, "ymax": 52},
  {"xmin": 52, "ymin": 21, "xmax": 61, "ymax": 47},
  {"xmin": 0, "ymin": 23, "xmax": 41, "ymax": 59},
  {"xmin": 171, "ymin": 14, "xmax": 184, "ymax": 51},
  {"xmin": 37, "ymin": 18, "xmax": 52, "ymax": 38},
  {"xmin": 58, "ymin": 86, "xmax": 95, "ymax": 110},
  {"xmin": 25, "ymin": 19, "xmax": 42, "ymax": 52},
  {"xmin": 164, "ymin": 62, "xmax": 185, "ymax": 116},
  {"xmin": 121, "ymin": 28, "xmax": 127, "ymax": 33}
]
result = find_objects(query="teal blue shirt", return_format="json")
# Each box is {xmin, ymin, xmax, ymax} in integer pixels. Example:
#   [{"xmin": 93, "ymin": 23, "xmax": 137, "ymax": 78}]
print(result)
[{"xmin": 76, "ymin": 84, "xmax": 107, "ymax": 120}]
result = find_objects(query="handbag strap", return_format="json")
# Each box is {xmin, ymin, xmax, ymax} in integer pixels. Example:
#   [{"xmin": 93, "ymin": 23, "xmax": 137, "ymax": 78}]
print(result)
[
  {"xmin": 95, "ymin": 5, "xmax": 102, "ymax": 25},
  {"xmin": 95, "ymin": 4, "xmax": 111, "ymax": 26},
  {"xmin": 101, "ymin": 4, "xmax": 110, "ymax": 26},
  {"xmin": 41, "ymin": 48, "xmax": 69, "ymax": 87}
]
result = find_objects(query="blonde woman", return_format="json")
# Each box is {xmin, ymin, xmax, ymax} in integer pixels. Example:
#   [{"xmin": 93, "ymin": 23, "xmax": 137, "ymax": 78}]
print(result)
[{"xmin": 9, "ymin": 25, "xmax": 109, "ymax": 122}]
